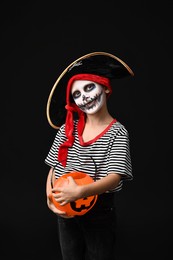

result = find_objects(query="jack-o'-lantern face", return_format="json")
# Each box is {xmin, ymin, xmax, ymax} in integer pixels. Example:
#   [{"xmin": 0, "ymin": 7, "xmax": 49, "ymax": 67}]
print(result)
[{"xmin": 50, "ymin": 172, "xmax": 98, "ymax": 216}]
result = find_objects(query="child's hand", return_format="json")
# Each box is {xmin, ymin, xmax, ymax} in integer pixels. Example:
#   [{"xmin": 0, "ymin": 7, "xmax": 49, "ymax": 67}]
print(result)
[
  {"xmin": 47, "ymin": 194, "xmax": 74, "ymax": 218},
  {"xmin": 52, "ymin": 176, "xmax": 82, "ymax": 206}
]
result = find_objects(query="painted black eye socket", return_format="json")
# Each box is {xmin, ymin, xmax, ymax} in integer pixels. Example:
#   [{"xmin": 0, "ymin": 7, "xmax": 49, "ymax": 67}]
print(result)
[
  {"xmin": 72, "ymin": 90, "xmax": 81, "ymax": 99},
  {"xmin": 72, "ymin": 83, "xmax": 96, "ymax": 100},
  {"xmin": 84, "ymin": 83, "xmax": 96, "ymax": 92}
]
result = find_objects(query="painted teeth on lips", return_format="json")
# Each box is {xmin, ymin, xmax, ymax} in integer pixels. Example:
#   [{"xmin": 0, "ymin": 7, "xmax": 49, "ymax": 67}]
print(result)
[
  {"xmin": 83, "ymin": 97, "xmax": 97, "ymax": 107},
  {"xmin": 85, "ymin": 100, "xmax": 96, "ymax": 108}
]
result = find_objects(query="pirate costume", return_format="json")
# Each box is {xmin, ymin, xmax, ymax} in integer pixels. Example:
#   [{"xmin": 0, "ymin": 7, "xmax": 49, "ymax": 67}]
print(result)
[{"xmin": 45, "ymin": 52, "xmax": 134, "ymax": 260}]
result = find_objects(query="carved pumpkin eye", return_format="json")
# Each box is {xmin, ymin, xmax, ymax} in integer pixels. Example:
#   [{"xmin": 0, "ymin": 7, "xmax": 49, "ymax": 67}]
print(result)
[{"xmin": 50, "ymin": 172, "xmax": 98, "ymax": 216}]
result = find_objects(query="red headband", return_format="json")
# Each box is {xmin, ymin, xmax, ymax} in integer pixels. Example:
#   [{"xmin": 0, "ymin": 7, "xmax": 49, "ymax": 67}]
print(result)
[
  {"xmin": 66, "ymin": 74, "xmax": 112, "ymax": 102},
  {"xmin": 58, "ymin": 74, "xmax": 112, "ymax": 167}
]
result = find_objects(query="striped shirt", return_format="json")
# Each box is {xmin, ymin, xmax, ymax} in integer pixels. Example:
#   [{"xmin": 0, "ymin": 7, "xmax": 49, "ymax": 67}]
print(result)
[{"xmin": 45, "ymin": 119, "xmax": 133, "ymax": 192}]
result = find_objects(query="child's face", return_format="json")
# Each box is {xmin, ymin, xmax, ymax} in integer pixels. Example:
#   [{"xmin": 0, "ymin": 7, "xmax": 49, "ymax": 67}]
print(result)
[{"xmin": 71, "ymin": 80, "xmax": 106, "ymax": 114}]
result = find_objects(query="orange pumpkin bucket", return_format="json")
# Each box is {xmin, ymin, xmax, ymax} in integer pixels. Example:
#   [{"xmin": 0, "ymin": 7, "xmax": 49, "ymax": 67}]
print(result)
[{"xmin": 50, "ymin": 171, "xmax": 98, "ymax": 217}]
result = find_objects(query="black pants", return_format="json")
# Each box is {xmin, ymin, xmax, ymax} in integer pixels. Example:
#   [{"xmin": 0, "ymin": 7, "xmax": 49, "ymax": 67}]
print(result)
[{"xmin": 57, "ymin": 193, "xmax": 117, "ymax": 260}]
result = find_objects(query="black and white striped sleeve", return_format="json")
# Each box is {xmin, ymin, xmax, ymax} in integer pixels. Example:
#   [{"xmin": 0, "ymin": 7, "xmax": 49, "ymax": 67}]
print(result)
[{"xmin": 107, "ymin": 126, "xmax": 133, "ymax": 181}]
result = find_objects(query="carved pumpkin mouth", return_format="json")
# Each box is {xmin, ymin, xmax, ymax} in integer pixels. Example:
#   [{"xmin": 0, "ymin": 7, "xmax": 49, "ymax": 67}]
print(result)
[{"xmin": 70, "ymin": 195, "xmax": 97, "ymax": 212}]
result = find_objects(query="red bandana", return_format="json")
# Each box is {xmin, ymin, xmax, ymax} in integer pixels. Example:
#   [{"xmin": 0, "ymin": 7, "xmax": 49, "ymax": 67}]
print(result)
[{"xmin": 58, "ymin": 74, "xmax": 112, "ymax": 167}]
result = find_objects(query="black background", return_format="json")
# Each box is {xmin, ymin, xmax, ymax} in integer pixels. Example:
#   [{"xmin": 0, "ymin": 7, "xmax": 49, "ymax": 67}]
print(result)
[{"xmin": 0, "ymin": 1, "xmax": 172, "ymax": 259}]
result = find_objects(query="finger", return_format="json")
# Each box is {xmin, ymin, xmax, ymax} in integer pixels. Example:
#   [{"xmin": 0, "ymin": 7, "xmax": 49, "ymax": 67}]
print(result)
[
  {"xmin": 67, "ymin": 176, "xmax": 75, "ymax": 183},
  {"xmin": 52, "ymin": 187, "xmax": 62, "ymax": 192},
  {"xmin": 53, "ymin": 194, "xmax": 64, "ymax": 202},
  {"xmin": 59, "ymin": 200, "xmax": 69, "ymax": 206}
]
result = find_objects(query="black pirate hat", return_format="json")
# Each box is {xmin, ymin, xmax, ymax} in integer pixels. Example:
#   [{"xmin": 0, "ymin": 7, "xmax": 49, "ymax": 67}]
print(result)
[{"xmin": 46, "ymin": 51, "xmax": 134, "ymax": 130}]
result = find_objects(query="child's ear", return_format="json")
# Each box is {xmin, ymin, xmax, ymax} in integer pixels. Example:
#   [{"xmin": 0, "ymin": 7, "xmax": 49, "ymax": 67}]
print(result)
[{"xmin": 105, "ymin": 88, "xmax": 110, "ymax": 94}]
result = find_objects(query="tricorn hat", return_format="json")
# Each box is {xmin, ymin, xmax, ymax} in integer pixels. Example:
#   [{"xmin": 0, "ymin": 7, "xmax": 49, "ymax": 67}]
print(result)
[{"xmin": 46, "ymin": 51, "xmax": 134, "ymax": 129}]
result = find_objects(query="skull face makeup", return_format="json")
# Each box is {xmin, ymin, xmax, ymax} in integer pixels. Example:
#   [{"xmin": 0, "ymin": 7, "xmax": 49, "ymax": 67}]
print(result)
[{"xmin": 71, "ymin": 80, "xmax": 106, "ymax": 114}]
